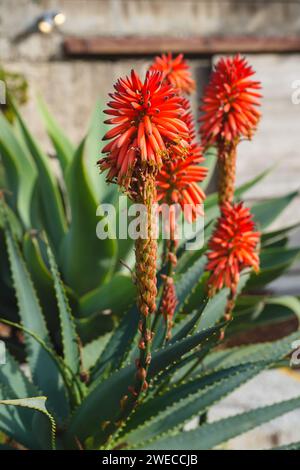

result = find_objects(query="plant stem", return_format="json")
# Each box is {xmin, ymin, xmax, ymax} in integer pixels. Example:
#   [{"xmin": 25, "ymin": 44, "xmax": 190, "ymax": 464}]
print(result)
[
  {"xmin": 101, "ymin": 174, "xmax": 157, "ymax": 446},
  {"xmin": 218, "ymin": 141, "xmax": 237, "ymax": 205},
  {"xmin": 152, "ymin": 238, "xmax": 177, "ymax": 335}
]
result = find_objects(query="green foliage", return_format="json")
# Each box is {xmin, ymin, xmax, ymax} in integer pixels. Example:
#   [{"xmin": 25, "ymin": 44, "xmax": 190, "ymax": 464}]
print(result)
[
  {"xmin": 0, "ymin": 101, "xmax": 299, "ymax": 450},
  {"xmin": 0, "ymin": 101, "xmax": 132, "ymax": 342},
  {"xmin": 0, "ymin": 67, "xmax": 28, "ymax": 123}
]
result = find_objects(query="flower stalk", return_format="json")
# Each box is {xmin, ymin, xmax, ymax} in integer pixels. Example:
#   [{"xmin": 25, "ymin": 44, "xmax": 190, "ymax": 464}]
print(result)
[
  {"xmin": 218, "ymin": 140, "xmax": 238, "ymax": 205},
  {"xmin": 159, "ymin": 238, "xmax": 178, "ymax": 341},
  {"xmin": 134, "ymin": 172, "xmax": 157, "ymax": 392}
]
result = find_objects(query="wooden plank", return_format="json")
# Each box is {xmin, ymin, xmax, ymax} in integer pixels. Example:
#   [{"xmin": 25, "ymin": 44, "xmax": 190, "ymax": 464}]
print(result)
[{"xmin": 63, "ymin": 36, "xmax": 300, "ymax": 57}]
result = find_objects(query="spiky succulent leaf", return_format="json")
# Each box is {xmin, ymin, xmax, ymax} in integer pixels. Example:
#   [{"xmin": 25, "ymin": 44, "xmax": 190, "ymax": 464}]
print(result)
[
  {"xmin": 37, "ymin": 95, "xmax": 75, "ymax": 172},
  {"xmin": 46, "ymin": 241, "xmax": 81, "ymax": 375},
  {"xmin": 60, "ymin": 139, "xmax": 117, "ymax": 295},
  {"xmin": 0, "ymin": 397, "xmax": 56, "ymax": 450},
  {"xmin": 1, "ymin": 203, "xmax": 69, "ymax": 420},
  {"xmin": 11, "ymin": 102, "xmax": 66, "ymax": 250},
  {"xmin": 140, "ymin": 395, "xmax": 300, "ymax": 450}
]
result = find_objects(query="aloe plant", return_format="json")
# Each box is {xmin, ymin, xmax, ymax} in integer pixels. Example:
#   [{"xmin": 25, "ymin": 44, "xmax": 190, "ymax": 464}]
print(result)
[
  {"xmin": 1, "ymin": 63, "xmax": 300, "ymax": 451},
  {"xmin": 0, "ymin": 100, "xmax": 299, "ymax": 347},
  {"xmin": 0, "ymin": 100, "xmax": 135, "ymax": 343},
  {"xmin": 0, "ymin": 201, "xmax": 300, "ymax": 450}
]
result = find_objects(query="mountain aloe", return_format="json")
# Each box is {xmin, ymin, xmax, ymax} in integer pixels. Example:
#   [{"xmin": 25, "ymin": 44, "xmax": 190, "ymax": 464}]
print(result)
[
  {"xmin": 0, "ymin": 53, "xmax": 300, "ymax": 450},
  {"xmin": 0, "ymin": 202, "xmax": 299, "ymax": 450}
]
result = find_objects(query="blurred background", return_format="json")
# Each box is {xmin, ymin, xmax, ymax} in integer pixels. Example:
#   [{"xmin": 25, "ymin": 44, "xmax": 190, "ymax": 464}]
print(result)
[{"xmin": 1, "ymin": 0, "xmax": 300, "ymax": 449}]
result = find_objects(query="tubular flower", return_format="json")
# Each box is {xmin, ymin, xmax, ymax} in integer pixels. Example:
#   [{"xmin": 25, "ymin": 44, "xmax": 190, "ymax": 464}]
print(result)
[
  {"xmin": 160, "ymin": 274, "xmax": 178, "ymax": 340},
  {"xmin": 199, "ymin": 55, "xmax": 262, "ymax": 148},
  {"xmin": 181, "ymin": 96, "xmax": 196, "ymax": 141},
  {"xmin": 150, "ymin": 53, "xmax": 195, "ymax": 95},
  {"xmin": 99, "ymin": 69, "xmax": 190, "ymax": 192},
  {"xmin": 156, "ymin": 143, "xmax": 207, "ymax": 222},
  {"xmin": 206, "ymin": 202, "xmax": 260, "ymax": 296}
]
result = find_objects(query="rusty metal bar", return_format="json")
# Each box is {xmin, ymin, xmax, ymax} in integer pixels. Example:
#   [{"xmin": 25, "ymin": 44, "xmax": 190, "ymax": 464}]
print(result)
[{"xmin": 63, "ymin": 35, "xmax": 300, "ymax": 57}]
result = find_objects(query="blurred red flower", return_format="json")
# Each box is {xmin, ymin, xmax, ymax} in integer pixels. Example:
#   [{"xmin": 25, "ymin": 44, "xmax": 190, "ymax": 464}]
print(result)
[
  {"xmin": 150, "ymin": 53, "xmax": 195, "ymax": 95},
  {"xmin": 181, "ymin": 96, "xmax": 196, "ymax": 141},
  {"xmin": 157, "ymin": 142, "xmax": 207, "ymax": 222},
  {"xmin": 207, "ymin": 201, "xmax": 260, "ymax": 295},
  {"xmin": 199, "ymin": 55, "xmax": 262, "ymax": 147}
]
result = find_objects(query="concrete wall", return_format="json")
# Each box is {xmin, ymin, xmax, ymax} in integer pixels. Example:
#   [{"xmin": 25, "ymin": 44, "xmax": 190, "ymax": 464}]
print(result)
[{"xmin": 2, "ymin": 1, "xmax": 300, "ymax": 62}]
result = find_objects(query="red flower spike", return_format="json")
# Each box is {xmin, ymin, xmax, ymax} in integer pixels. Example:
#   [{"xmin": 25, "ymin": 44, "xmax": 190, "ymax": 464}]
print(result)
[
  {"xmin": 160, "ymin": 274, "xmax": 178, "ymax": 341},
  {"xmin": 199, "ymin": 55, "xmax": 262, "ymax": 147},
  {"xmin": 99, "ymin": 70, "xmax": 190, "ymax": 190},
  {"xmin": 181, "ymin": 96, "xmax": 197, "ymax": 141},
  {"xmin": 150, "ymin": 53, "xmax": 195, "ymax": 95},
  {"xmin": 206, "ymin": 202, "xmax": 260, "ymax": 296},
  {"xmin": 157, "ymin": 142, "xmax": 207, "ymax": 222}
]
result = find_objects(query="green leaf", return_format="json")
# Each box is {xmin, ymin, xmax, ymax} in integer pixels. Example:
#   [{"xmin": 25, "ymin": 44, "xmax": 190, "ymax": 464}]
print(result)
[
  {"xmin": 46, "ymin": 241, "xmax": 81, "ymax": 375},
  {"xmin": 0, "ymin": 397, "xmax": 56, "ymax": 450},
  {"xmin": 60, "ymin": 139, "xmax": 117, "ymax": 295},
  {"xmin": 11, "ymin": 102, "xmax": 66, "ymax": 249},
  {"xmin": 134, "ymin": 330, "xmax": 300, "ymax": 446},
  {"xmin": 202, "ymin": 331, "xmax": 300, "ymax": 372},
  {"xmin": 251, "ymin": 191, "xmax": 299, "ymax": 230},
  {"xmin": 85, "ymin": 102, "xmax": 117, "ymax": 204},
  {"xmin": 227, "ymin": 295, "xmax": 300, "ymax": 335},
  {"xmin": 0, "ymin": 113, "xmax": 37, "ymax": 228},
  {"xmin": 175, "ymin": 256, "xmax": 207, "ymax": 314},
  {"xmin": 170, "ymin": 307, "xmax": 208, "ymax": 344},
  {"xmin": 0, "ymin": 348, "xmax": 38, "ymax": 399},
  {"xmin": 37, "ymin": 95, "xmax": 74, "ymax": 172},
  {"xmin": 141, "ymin": 395, "xmax": 300, "ymax": 450},
  {"xmin": 1, "ymin": 203, "xmax": 69, "ymax": 420},
  {"xmin": 262, "ymin": 222, "xmax": 300, "ymax": 248},
  {"xmin": 75, "ymin": 311, "xmax": 115, "ymax": 344},
  {"xmin": 198, "ymin": 274, "xmax": 249, "ymax": 331},
  {"xmin": 248, "ymin": 247, "xmax": 300, "ymax": 288},
  {"xmin": 0, "ymin": 383, "xmax": 41, "ymax": 449},
  {"xmin": 81, "ymin": 333, "xmax": 112, "ymax": 371},
  {"xmin": 235, "ymin": 165, "xmax": 276, "ymax": 198},
  {"xmin": 0, "ymin": 350, "xmax": 41, "ymax": 449},
  {"xmin": 272, "ymin": 441, "xmax": 300, "ymax": 450},
  {"xmin": 265, "ymin": 296, "xmax": 300, "ymax": 324},
  {"xmin": 79, "ymin": 274, "xmax": 135, "ymax": 318},
  {"xmin": 200, "ymin": 146, "xmax": 217, "ymax": 191},
  {"xmin": 148, "ymin": 324, "xmax": 222, "ymax": 378},
  {"xmin": 66, "ymin": 324, "xmax": 221, "ymax": 447},
  {"xmin": 204, "ymin": 164, "xmax": 275, "ymax": 215},
  {"xmin": 121, "ymin": 363, "xmax": 263, "ymax": 446},
  {"xmin": 23, "ymin": 232, "xmax": 78, "ymax": 327},
  {"xmin": 90, "ymin": 305, "xmax": 139, "ymax": 382},
  {"xmin": 23, "ymin": 232, "xmax": 60, "ymax": 332}
]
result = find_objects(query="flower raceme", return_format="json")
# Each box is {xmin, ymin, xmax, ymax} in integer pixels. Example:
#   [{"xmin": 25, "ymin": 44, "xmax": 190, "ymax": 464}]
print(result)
[
  {"xmin": 181, "ymin": 97, "xmax": 197, "ymax": 141},
  {"xmin": 156, "ymin": 143, "xmax": 207, "ymax": 222},
  {"xmin": 150, "ymin": 53, "xmax": 195, "ymax": 95},
  {"xmin": 199, "ymin": 55, "xmax": 262, "ymax": 148},
  {"xmin": 206, "ymin": 202, "xmax": 260, "ymax": 296},
  {"xmin": 99, "ymin": 69, "xmax": 190, "ymax": 191}
]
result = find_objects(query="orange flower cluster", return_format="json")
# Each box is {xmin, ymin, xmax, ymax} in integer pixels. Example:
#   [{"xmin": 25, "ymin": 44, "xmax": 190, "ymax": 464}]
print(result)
[
  {"xmin": 160, "ymin": 274, "xmax": 178, "ymax": 340},
  {"xmin": 150, "ymin": 53, "xmax": 195, "ymax": 95},
  {"xmin": 150, "ymin": 53, "xmax": 207, "ymax": 222},
  {"xmin": 99, "ymin": 69, "xmax": 189, "ymax": 191},
  {"xmin": 156, "ymin": 143, "xmax": 207, "ymax": 222},
  {"xmin": 207, "ymin": 202, "xmax": 260, "ymax": 296},
  {"xmin": 199, "ymin": 55, "xmax": 262, "ymax": 148}
]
